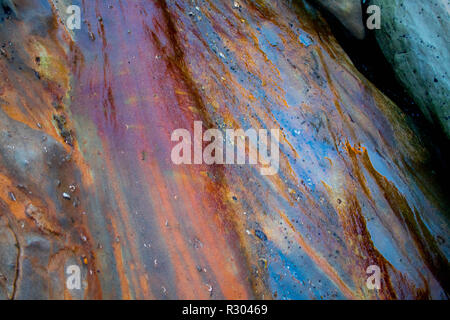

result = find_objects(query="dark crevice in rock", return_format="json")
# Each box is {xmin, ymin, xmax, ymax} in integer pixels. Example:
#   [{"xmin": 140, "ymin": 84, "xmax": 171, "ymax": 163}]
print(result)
[
  {"xmin": 10, "ymin": 226, "xmax": 20, "ymax": 300},
  {"xmin": 315, "ymin": 1, "xmax": 450, "ymax": 203},
  {"xmin": 0, "ymin": 0, "xmax": 17, "ymax": 20}
]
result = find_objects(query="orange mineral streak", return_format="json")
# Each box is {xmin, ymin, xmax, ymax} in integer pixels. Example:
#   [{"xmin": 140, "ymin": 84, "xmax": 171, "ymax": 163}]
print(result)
[
  {"xmin": 177, "ymin": 171, "xmax": 252, "ymax": 299},
  {"xmin": 278, "ymin": 210, "xmax": 356, "ymax": 299},
  {"xmin": 145, "ymin": 164, "xmax": 210, "ymax": 299}
]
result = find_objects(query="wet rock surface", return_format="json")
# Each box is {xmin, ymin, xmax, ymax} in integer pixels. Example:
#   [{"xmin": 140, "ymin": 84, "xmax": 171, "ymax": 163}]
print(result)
[{"xmin": 0, "ymin": 0, "xmax": 448, "ymax": 300}]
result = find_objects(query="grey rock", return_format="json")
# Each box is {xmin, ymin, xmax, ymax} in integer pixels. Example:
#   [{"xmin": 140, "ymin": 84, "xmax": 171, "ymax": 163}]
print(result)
[
  {"xmin": 371, "ymin": 0, "xmax": 450, "ymax": 137},
  {"xmin": 14, "ymin": 258, "xmax": 49, "ymax": 300},
  {"xmin": 0, "ymin": 224, "xmax": 19, "ymax": 299},
  {"xmin": 310, "ymin": 0, "xmax": 365, "ymax": 39}
]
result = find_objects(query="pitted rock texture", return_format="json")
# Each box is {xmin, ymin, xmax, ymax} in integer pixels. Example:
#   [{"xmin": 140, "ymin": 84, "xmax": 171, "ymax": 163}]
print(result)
[{"xmin": 371, "ymin": 0, "xmax": 450, "ymax": 138}]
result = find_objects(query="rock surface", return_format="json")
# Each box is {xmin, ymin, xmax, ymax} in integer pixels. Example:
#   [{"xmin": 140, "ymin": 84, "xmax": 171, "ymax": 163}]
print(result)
[
  {"xmin": 310, "ymin": 0, "xmax": 365, "ymax": 39},
  {"xmin": 0, "ymin": 216, "xmax": 19, "ymax": 300},
  {"xmin": 0, "ymin": 0, "xmax": 448, "ymax": 299},
  {"xmin": 371, "ymin": 0, "xmax": 450, "ymax": 137}
]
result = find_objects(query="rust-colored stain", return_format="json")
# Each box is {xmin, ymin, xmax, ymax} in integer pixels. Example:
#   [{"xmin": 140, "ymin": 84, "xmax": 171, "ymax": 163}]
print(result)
[{"xmin": 0, "ymin": 0, "xmax": 448, "ymax": 299}]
